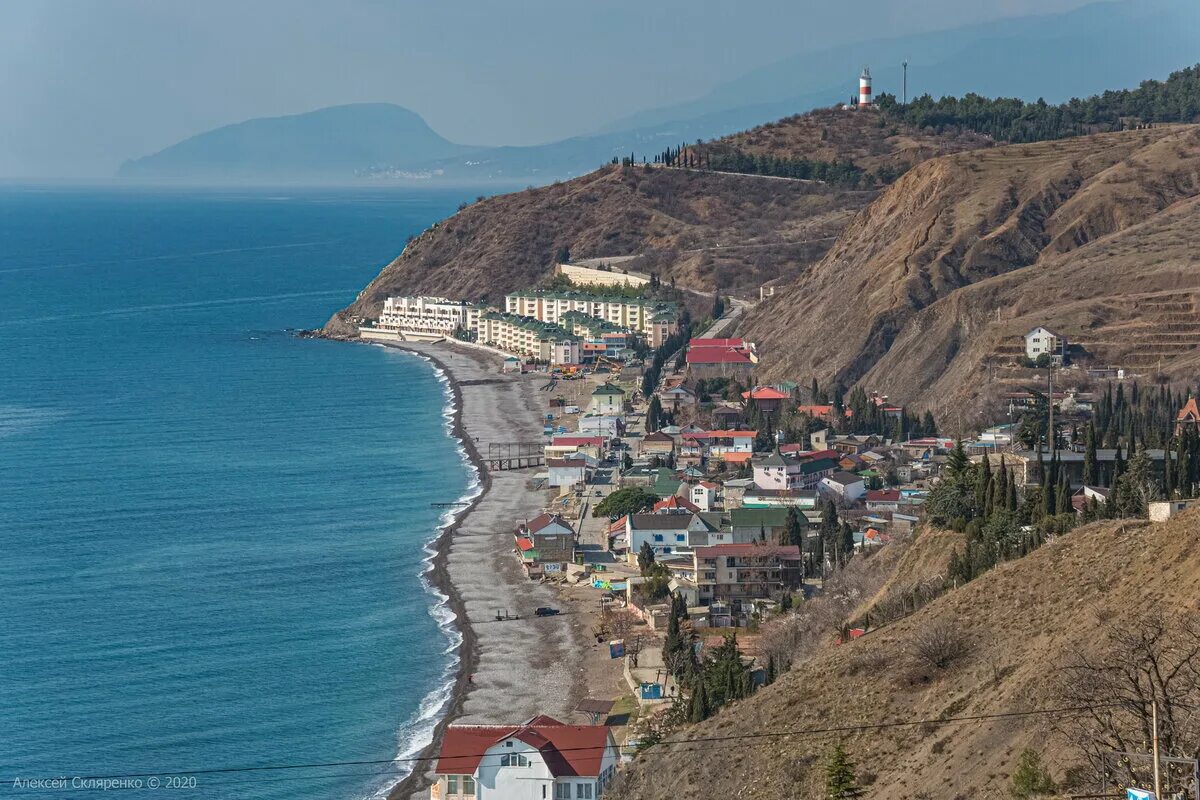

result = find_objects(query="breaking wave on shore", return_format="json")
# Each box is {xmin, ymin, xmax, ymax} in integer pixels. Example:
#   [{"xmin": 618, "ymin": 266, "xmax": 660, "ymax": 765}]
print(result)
[{"xmin": 367, "ymin": 356, "xmax": 484, "ymax": 799}]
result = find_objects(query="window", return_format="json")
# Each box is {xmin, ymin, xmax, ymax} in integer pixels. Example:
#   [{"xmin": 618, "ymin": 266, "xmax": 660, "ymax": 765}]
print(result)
[
  {"xmin": 447, "ymin": 776, "xmax": 458, "ymax": 795},
  {"xmin": 652, "ymin": 534, "xmax": 663, "ymax": 542},
  {"xmin": 675, "ymin": 534, "xmax": 685, "ymax": 542},
  {"xmin": 555, "ymin": 783, "xmax": 571, "ymax": 799},
  {"xmin": 501, "ymin": 754, "xmax": 530, "ymax": 767},
  {"xmin": 463, "ymin": 777, "xmax": 475, "ymax": 796},
  {"xmin": 576, "ymin": 783, "xmax": 593, "ymax": 799}
]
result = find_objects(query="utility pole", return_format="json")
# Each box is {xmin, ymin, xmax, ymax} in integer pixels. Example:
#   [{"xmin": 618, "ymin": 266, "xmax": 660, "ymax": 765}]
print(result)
[
  {"xmin": 902, "ymin": 60, "xmax": 908, "ymax": 106},
  {"xmin": 1152, "ymin": 699, "xmax": 1163, "ymax": 800}
]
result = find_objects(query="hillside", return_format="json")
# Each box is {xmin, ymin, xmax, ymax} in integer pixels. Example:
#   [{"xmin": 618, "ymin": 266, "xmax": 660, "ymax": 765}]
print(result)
[
  {"xmin": 323, "ymin": 165, "xmax": 874, "ymax": 335},
  {"xmin": 118, "ymin": 104, "xmax": 474, "ymax": 180},
  {"xmin": 614, "ymin": 512, "xmax": 1200, "ymax": 799},
  {"xmin": 743, "ymin": 124, "xmax": 1200, "ymax": 422},
  {"xmin": 698, "ymin": 107, "xmax": 994, "ymax": 175}
]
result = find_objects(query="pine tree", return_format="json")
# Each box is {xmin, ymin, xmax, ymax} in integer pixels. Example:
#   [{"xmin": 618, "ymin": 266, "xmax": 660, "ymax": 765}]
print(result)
[
  {"xmin": 824, "ymin": 743, "xmax": 864, "ymax": 799},
  {"xmin": 946, "ymin": 440, "xmax": 969, "ymax": 477}
]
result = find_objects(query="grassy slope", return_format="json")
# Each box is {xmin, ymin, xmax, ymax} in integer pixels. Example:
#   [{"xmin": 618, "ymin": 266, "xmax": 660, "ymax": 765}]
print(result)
[{"xmin": 614, "ymin": 512, "xmax": 1200, "ymax": 800}]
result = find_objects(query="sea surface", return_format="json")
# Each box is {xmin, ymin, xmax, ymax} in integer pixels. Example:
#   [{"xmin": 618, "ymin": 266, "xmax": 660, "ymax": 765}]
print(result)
[{"xmin": 0, "ymin": 185, "xmax": 489, "ymax": 799}]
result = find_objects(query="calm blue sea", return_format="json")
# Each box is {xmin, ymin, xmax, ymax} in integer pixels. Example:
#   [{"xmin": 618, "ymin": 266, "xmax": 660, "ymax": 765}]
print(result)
[{"xmin": 0, "ymin": 186, "xmax": 487, "ymax": 799}]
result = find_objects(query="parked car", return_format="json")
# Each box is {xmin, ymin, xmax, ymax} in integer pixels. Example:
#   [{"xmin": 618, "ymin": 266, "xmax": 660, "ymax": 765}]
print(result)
[{"xmin": 534, "ymin": 607, "xmax": 561, "ymax": 617}]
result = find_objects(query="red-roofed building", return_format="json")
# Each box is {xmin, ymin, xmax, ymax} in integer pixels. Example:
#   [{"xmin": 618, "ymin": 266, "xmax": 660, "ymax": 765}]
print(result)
[
  {"xmin": 741, "ymin": 386, "xmax": 789, "ymax": 414},
  {"xmin": 685, "ymin": 338, "xmax": 758, "ymax": 378},
  {"xmin": 514, "ymin": 514, "xmax": 576, "ymax": 577},
  {"xmin": 653, "ymin": 495, "xmax": 700, "ymax": 514},
  {"xmin": 864, "ymin": 489, "xmax": 902, "ymax": 512},
  {"xmin": 795, "ymin": 404, "xmax": 852, "ymax": 422},
  {"xmin": 1177, "ymin": 397, "xmax": 1200, "ymax": 435},
  {"xmin": 432, "ymin": 717, "xmax": 619, "ymax": 800}
]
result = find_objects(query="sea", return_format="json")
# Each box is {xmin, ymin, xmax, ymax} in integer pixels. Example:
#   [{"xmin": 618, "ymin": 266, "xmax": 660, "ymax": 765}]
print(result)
[{"xmin": 0, "ymin": 185, "xmax": 493, "ymax": 799}]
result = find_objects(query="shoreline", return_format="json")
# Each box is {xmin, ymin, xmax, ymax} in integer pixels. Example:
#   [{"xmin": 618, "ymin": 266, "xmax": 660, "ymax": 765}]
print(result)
[
  {"xmin": 355, "ymin": 338, "xmax": 585, "ymax": 800},
  {"xmin": 381, "ymin": 339, "xmax": 491, "ymax": 800}
]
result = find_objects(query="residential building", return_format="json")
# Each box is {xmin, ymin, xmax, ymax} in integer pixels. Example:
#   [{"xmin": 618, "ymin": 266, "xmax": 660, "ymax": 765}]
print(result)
[
  {"xmin": 546, "ymin": 436, "xmax": 606, "ymax": 461},
  {"xmin": 691, "ymin": 543, "xmax": 802, "ymax": 606},
  {"xmin": 1177, "ymin": 398, "xmax": 1200, "ymax": 436},
  {"xmin": 639, "ymin": 431, "xmax": 675, "ymax": 458},
  {"xmin": 753, "ymin": 450, "xmax": 837, "ymax": 491},
  {"xmin": 547, "ymin": 457, "xmax": 591, "ymax": 488},
  {"xmin": 578, "ymin": 415, "xmax": 623, "ymax": 438},
  {"xmin": 739, "ymin": 487, "xmax": 819, "ymax": 509},
  {"xmin": 729, "ymin": 507, "xmax": 791, "ymax": 543},
  {"xmin": 740, "ymin": 386, "xmax": 789, "ymax": 415},
  {"xmin": 1023, "ymin": 326, "xmax": 1067, "ymax": 364},
  {"xmin": 690, "ymin": 481, "xmax": 719, "ymax": 511},
  {"xmin": 360, "ymin": 295, "xmax": 484, "ymax": 342},
  {"xmin": 517, "ymin": 514, "xmax": 577, "ymax": 575},
  {"xmin": 682, "ymin": 430, "xmax": 756, "ymax": 459},
  {"xmin": 589, "ymin": 383, "xmax": 626, "ymax": 416},
  {"xmin": 647, "ymin": 308, "xmax": 679, "ymax": 349},
  {"xmin": 685, "ymin": 338, "xmax": 758, "ymax": 379},
  {"xmin": 659, "ymin": 384, "xmax": 697, "ymax": 411},
  {"xmin": 864, "ymin": 489, "xmax": 902, "ymax": 512},
  {"xmin": 478, "ymin": 312, "xmax": 581, "ymax": 365},
  {"xmin": 820, "ymin": 471, "xmax": 867, "ymax": 503},
  {"xmin": 431, "ymin": 716, "xmax": 619, "ymax": 800},
  {"xmin": 505, "ymin": 289, "xmax": 676, "ymax": 337}
]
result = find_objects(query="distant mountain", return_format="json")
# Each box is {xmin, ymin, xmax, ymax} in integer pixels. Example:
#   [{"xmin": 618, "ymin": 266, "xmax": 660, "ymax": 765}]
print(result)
[{"xmin": 118, "ymin": 103, "xmax": 478, "ymax": 181}]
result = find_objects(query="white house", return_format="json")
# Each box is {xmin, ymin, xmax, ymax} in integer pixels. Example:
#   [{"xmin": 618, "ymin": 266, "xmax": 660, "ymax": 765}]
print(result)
[
  {"xmin": 690, "ymin": 481, "xmax": 719, "ymax": 511},
  {"xmin": 547, "ymin": 457, "xmax": 591, "ymax": 488},
  {"xmin": 577, "ymin": 415, "xmax": 622, "ymax": 439},
  {"xmin": 1023, "ymin": 326, "xmax": 1066, "ymax": 365},
  {"xmin": 432, "ymin": 716, "xmax": 619, "ymax": 800},
  {"xmin": 820, "ymin": 471, "xmax": 867, "ymax": 503},
  {"xmin": 589, "ymin": 383, "xmax": 626, "ymax": 416}
]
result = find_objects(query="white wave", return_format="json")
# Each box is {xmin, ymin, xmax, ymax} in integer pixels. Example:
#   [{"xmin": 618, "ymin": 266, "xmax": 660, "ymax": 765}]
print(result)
[
  {"xmin": 0, "ymin": 405, "xmax": 64, "ymax": 439},
  {"xmin": 364, "ymin": 351, "xmax": 483, "ymax": 800}
]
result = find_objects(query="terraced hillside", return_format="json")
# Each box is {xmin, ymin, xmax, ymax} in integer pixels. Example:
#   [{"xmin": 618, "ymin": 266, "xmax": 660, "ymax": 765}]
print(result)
[{"xmin": 742, "ymin": 124, "xmax": 1200, "ymax": 421}]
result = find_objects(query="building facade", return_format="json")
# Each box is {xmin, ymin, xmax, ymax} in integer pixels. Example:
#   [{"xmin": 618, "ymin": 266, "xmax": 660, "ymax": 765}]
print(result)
[
  {"xmin": 361, "ymin": 296, "xmax": 483, "ymax": 341},
  {"xmin": 505, "ymin": 290, "xmax": 676, "ymax": 337},
  {"xmin": 478, "ymin": 312, "xmax": 581, "ymax": 365}
]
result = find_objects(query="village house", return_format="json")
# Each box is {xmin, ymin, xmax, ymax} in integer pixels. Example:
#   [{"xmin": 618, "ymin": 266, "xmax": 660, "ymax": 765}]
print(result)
[
  {"xmin": 683, "ymin": 430, "xmax": 756, "ymax": 460},
  {"xmin": 639, "ymin": 430, "xmax": 676, "ymax": 459},
  {"xmin": 625, "ymin": 511, "xmax": 729, "ymax": 556},
  {"xmin": 820, "ymin": 471, "xmax": 867, "ymax": 503},
  {"xmin": 739, "ymin": 487, "xmax": 819, "ymax": 509},
  {"xmin": 514, "ymin": 513, "xmax": 577, "ymax": 578},
  {"xmin": 753, "ymin": 449, "xmax": 838, "ymax": 491},
  {"xmin": 1176, "ymin": 398, "xmax": 1200, "ymax": 436},
  {"xmin": 547, "ymin": 457, "xmax": 591, "ymax": 489},
  {"xmin": 589, "ymin": 383, "xmax": 626, "ymax": 416},
  {"xmin": 741, "ymin": 386, "xmax": 789, "ymax": 415},
  {"xmin": 1071, "ymin": 486, "xmax": 1111, "ymax": 514},
  {"xmin": 431, "ymin": 717, "xmax": 619, "ymax": 800},
  {"xmin": 577, "ymin": 415, "xmax": 623, "ymax": 439},
  {"xmin": 658, "ymin": 383, "xmax": 697, "ymax": 411},
  {"xmin": 689, "ymin": 480, "xmax": 720, "ymax": 511},
  {"xmin": 545, "ymin": 435, "xmax": 607, "ymax": 462},
  {"xmin": 729, "ymin": 507, "xmax": 792, "ymax": 543},
  {"xmin": 864, "ymin": 488, "xmax": 902, "ymax": 513},
  {"xmin": 1024, "ymin": 325, "xmax": 1067, "ymax": 364},
  {"xmin": 691, "ymin": 543, "xmax": 803, "ymax": 607},
  {"xmin": 829, "ymin": 434, "xmax": 882, "ymax": 456},
  {"xmin": 684, "ymin": 337, "xmax": 758, "ymax": 379}
]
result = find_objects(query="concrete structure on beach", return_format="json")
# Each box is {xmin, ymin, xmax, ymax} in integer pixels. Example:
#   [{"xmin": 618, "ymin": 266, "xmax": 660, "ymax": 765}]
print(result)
[{"xmin": 359, "ymin": 295, "xmax": 483, "ymax": 341}]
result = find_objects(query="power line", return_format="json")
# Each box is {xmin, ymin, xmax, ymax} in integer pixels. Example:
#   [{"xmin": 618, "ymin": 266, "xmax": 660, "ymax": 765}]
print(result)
[{"xmin": 5, "ymin": 702, "xmax": 1118, "ymax": 790}]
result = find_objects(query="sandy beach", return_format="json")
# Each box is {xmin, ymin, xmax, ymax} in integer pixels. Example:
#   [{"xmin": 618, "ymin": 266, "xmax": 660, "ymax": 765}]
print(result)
[{"xmin": 379, "ymin": 340, "xmax": 594, "ymax": 799}]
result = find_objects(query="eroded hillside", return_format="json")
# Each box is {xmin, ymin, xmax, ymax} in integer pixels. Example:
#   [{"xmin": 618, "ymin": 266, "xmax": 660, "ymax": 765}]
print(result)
[
  {"xmin": 324, "ymin": 166, "xmax": 870, "ymax": 335},
  {"xmin": 743, "ymin": 125, "xmax": 1200, "ymax": 420},
  {"xmin": 614, "ymin": 513, "xmax": 1200, "ymax": 800}
]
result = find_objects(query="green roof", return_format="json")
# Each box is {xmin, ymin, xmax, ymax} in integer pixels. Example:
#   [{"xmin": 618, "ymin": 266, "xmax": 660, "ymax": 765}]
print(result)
[
  {"xmin": 652, "ymin": 468, "xmax": 682, "ymax": 498},
  {"xmin": 508, "ymin": 288, "xmax": 677, "ymax": 313},
  {"xmin": 560, "ymin": 310, "xmax": 628, "ymax": 334},
  {"xmin": 481, "ymin": 312, "xmax": 579, "ymax": 341},
  {"xmin": 592, "ymin": 382, "xmax": 626, "ymax": 396},
  {"xmin": 730, "ymin": 508, "xmax": 790, "ymax": 528}
]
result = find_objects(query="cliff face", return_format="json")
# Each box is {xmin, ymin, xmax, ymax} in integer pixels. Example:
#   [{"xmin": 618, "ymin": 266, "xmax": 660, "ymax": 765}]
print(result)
[
  {"xmin": 742, "ymin": 125, "xmax": 1200, "ymax": 420},
  {"xmin": 324, "ymin": 165, "xmax": 872, "ymax": 335}
]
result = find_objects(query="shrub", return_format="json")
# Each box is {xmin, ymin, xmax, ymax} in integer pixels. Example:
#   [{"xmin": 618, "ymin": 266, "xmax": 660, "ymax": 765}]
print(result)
[{"xmin": 909, "ymin": 621, "xmax": 970, "ymax": 671}]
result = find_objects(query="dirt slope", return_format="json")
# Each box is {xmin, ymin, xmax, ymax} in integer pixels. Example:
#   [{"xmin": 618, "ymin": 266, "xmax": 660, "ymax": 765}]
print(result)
[
  {"xmin": 614, "ymin": 512, "xmax": 1200, "ymax": 800},
  {"xmin": 702, "ymin": 107, "xmax": 994, "ymax": 173},
  {"xmin": 324, "ymin": 165, "xmax": 869, "ymax": 335},
  {"xmin": 742, "ymin": 125, "xmax": 1200, "ymax": 419}
]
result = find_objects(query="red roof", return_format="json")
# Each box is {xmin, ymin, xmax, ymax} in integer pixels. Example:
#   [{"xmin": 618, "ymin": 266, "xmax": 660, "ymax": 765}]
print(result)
[
  {"xmin": 741, "ymin": 387, "xmax": 790, "ymax": 401},
  {"xmin": 654, "ymin": 495, "xmax": 700, "ymax": 513},
  {"xmin": 718, "ymin": 452, "xmax": 753, "ymax": 464},
  {"xmin": 515, "ymin": 537, "xmax": 534, "ymax": 552},
  {"xmin": 552, "ymin": 435, "xmax": 605, "ymax": 448},
  {"xmin": 694, "ymin": 543, "xmax": 801, "ymax": 558},
  {"xmin": 524, "ymin": 512, "xmax": 574, "ymax": 535},
  {"xmin": 866, "ymin": 489, "xmax": 901, "ymax": 502},
  {"xmin": 686, "ymin": 347, "xmax": 753, "ymax": 365},
  {"xmin": 688, "ymin": 337, "xmax": 745, "ymax": 347},
  {"xmin": 436, "ymin": 719, "xmax": 613, "ymax": 777},
  {"xmin": 1178, "ymin": 398, "xmax": 1200, "ymax": 421},
  {"xmin": 683, "ymin": 430, "xmax": 756, "ymax": 439}
]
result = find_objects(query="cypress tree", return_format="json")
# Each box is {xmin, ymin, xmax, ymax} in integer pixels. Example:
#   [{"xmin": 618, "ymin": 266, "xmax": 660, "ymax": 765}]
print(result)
[
  {"xmin": 1055, "ymin": 469, "xmax": 1070, "ymax": 516},
  {"xmin": 689, "ymin": 678, "xmax": 708, "ymax": 723},
  {"xmin": 1006, "ymin": 473, "xmax": 1018, "ymax": 512},
  {"xmin": 1084, "ymin": 422, "xmax": 1099, "ymax": 485},
  {"xmin": 995, "ymin": 457, "xmax": 1009, "ymax": 513},
  {"xmin": 975, "ymin": 453, "xmax": 992, "ymax": 514}
]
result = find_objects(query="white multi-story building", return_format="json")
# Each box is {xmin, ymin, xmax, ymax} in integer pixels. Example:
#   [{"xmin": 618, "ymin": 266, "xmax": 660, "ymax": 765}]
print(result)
[
  {"xmin": 360, "ymin": 296, "xmax": 483, "ymax": 342},
  {"xmin": 505, "ymin": 290, "xmax": 676, "ymax": 342},
  {"xmin": 431, "ymin": 717, "xmax": 619, "ymax": 800},
  {"xmin": 477, "ymin": 312, "xmax": 581, "ymax": 365}
]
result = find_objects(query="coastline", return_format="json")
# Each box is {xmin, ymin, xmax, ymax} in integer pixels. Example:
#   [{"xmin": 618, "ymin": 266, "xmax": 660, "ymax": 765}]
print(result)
[{"xmin": 362, "ymin": 338, "xmax": 585, "ymax": 800}]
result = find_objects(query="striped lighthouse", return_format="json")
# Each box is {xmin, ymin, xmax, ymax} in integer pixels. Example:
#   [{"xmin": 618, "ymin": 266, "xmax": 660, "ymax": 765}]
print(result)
[{"xmin": 858, "ymin": 66, "xmax": 872, "ymax": 108}]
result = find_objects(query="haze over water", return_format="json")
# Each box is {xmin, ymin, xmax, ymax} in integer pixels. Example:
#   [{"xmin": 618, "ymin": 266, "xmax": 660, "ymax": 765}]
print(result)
[{"xmin": 0, "ymin": 185, "xmax": 482, "ymax": 799}]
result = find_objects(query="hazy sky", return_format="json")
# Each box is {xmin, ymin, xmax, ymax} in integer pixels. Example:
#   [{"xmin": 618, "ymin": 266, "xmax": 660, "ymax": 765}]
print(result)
[{"xmin": 1, "ymin": 0, "xmax": 1101, "ymax": 177}]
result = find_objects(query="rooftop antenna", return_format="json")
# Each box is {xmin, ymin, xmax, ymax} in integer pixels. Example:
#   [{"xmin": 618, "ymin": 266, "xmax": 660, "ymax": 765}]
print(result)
[{"xmin": 902, "ymin": 60, "xmax": 909, "ymax": 106}]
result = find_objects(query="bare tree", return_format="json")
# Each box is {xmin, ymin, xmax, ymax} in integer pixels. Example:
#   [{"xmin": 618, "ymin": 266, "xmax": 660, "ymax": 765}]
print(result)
[
  {"xmin": 908, "ymin": 621, "xmax": 970, "ymax": 671},
  {"xmin": 1052, "ymin": 612, "xmax": 1200, "ymax": 791}
]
